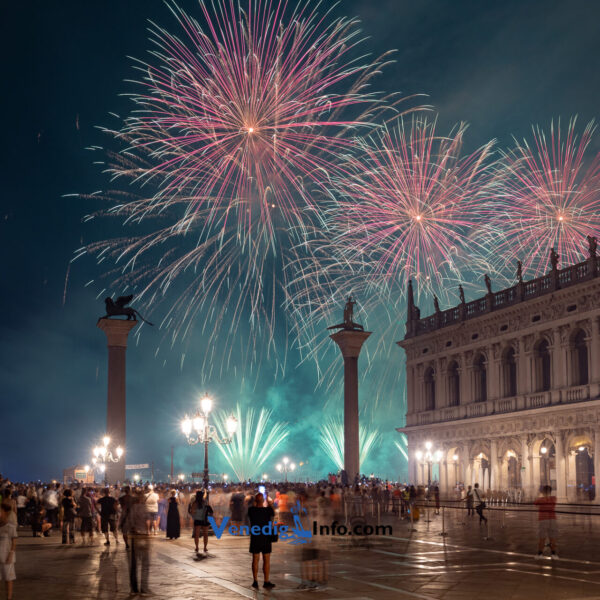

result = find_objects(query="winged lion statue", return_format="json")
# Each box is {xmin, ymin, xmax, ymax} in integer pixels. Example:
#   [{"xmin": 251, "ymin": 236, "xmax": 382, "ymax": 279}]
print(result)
[{"xmin": 97, "ymin": 295, "xmax": 154, "ymax": 326}]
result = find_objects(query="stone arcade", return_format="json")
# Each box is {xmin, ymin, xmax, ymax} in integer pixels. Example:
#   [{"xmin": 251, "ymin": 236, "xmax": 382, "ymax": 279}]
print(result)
[{"xmin": 398, "ymin": 244, "xmax": 600, "ymax": 502}]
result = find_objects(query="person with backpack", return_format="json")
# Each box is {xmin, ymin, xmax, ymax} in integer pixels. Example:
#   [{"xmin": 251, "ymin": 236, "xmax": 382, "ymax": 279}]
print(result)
[
  {"xmin": 188, "ymin": 490, "xmax": 213, "ymax": 556},
  {"xmin": 61, "ymin": 489, "xmax": 77, "ymax": 544},
  {"xmin": 473, "ymin": 483, "xmax": 487, "ymax": 524}
]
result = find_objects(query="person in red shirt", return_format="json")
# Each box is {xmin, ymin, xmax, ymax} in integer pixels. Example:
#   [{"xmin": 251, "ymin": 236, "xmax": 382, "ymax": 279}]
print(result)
[{"xmin": 534, "ymin": 485, "xmax": 558, "ymax": 559}]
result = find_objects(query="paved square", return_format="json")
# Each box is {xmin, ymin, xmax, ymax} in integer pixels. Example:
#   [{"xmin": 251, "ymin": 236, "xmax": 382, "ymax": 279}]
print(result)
[{"xmin": 12, "ymin": 506, "xmax": 600, "ymax": 599}]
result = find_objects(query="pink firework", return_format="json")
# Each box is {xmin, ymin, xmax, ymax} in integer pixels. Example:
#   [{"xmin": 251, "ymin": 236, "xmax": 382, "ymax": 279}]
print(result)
[
  {"xmin": 331, "ymin": 117, "xmax": 495, "ymax": 296},
  {"xmin": 113, "ymin": 0, "xmax": 390, "ymax": 238},
  {"xmin": 493, "ymin": 118, "xmax": 600, "ymax": 276}
]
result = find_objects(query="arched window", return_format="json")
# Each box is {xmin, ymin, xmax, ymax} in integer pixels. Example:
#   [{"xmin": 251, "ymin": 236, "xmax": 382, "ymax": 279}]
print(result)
[
  {"xmin": 473, "ymin": 354, "xmax": 487, "ymax": 403},
  {"xmin": 424, "ymin": 367, "xmax": 435, "ymax": 411},
  {"xmin": 535, "ymin": 339, "xmax": 551, "ymax": 392},
  {"xmin": 448, "ymin": 361, "xmax": 460, "ymax": 407},
  {"xmin": 571, "ymin": 330, "xmax": 589, "ymax": 386},
  {"xmin": 502, "ymin": 347, "xmax": 517, "ymax": 398}
]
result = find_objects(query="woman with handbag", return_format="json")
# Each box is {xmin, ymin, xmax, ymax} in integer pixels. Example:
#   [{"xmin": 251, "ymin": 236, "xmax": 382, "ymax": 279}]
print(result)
[
  {"xmin": 473, "ymin": 483, "xmax": 487, "ymax": 524},
  {"xmin": 188, "ymin": 490, "xmax": 213, "ymax": 556},
  {"xmin": 248, "ymin": 492, "xmax": 275, "ymax": 590}
]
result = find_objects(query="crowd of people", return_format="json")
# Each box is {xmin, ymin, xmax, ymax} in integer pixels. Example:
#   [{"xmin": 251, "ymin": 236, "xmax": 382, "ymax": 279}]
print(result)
[{"xmin": 0, "ymin": 473, "xmax": 560, "ymax": 597}]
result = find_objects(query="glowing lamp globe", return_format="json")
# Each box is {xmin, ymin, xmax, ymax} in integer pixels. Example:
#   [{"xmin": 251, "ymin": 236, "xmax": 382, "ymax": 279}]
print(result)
[
  {"xmin": 181, "ymin": 417, "xmax": 192, "ymax": 436},
  {"xmin": 200, "ymin": 395, "xmax": 213, "ymax": 415},
  {"xmin": 116, "ymin": 446, "xmax": 124, "ymax": 458},
  {"xmin": 415, "ymin": 451, "xmax": 423, "ymax": 460},
  {"xmin": 226, "ymin": 415, "xmax": 238, "ymax": 435},
  {"xmin": 193, "ymin": 415, "xmax": 205, "ymax": 433},
  {"xmin": 103, "ymin": 436, "xmax": 110, "ymax": 447}
]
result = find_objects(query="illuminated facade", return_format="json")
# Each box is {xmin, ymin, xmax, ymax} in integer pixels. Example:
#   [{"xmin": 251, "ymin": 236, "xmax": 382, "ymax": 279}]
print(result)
[{"xmin": 398, "ymin": 245, "xmax": 600, "ymax": 502}]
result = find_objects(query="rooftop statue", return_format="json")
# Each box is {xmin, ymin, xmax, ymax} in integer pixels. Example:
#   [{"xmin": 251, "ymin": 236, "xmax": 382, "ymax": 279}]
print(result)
[
  {"xmin": 484, "ymin": 274, "xmax": 492, "ymax": 294},
  {"xmin": 516, "ymin": 260, "xmax": 523, "ymax": 283},
  {"xmin": 550, "ymin": 248, "xmax": 560, "ymax": 271},
  {"xmin": 588, "ymin": 235, "xmax": 598, "ymax": 258},
  {"xmin": 327, "ymin": 295, "xmax": 364, "ymax": 331},
  {"xmin": 98, "ymin": 295, "xmax": 154, "ymax": 326},
  {"xmin": 458, "ymin": 285, "xmax": 466, "ymax": 305}
]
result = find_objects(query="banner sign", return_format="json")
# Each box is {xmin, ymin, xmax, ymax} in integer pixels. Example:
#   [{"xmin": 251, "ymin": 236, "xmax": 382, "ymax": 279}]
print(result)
[{"xmin": 126, "ymin": 464, "xmax": 150, "ymax": 470}]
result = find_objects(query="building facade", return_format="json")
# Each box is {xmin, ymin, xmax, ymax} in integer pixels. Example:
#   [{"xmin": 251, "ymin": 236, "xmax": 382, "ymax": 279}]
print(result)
[{"xmin": 398, "ymin": 246, "xmax": 600, "ymax": 502}]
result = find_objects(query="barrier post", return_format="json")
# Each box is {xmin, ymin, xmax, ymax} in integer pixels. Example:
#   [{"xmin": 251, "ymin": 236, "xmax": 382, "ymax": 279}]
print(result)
[{"xmin": 439, "ymin": 505, "xmax": 448, "ymax": 537}]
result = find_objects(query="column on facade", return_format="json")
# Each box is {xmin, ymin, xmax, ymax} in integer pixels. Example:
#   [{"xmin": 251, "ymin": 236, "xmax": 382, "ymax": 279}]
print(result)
[
  {"xmin": 435, "ymin": 358, "xmax": 444, "ymax": 409},
  {"xmin": 554, "ymin": 432, "xmax": 568, "ymax": 503},
  {"xmin": 531, "ymin": 455, "xmax": 541, "ymax": 496},
  {"xmin": 490, "ymin": 439, "xmax": 498, "ymax": 490},
  {"xmin": 594, "ymin": 431, "xmax": 600, "ymax": 505},
  {"xmin": 461, "ymin": 353, "xmax": 473, "ymax": 406},
  {"xmin": 439, "ymin": 459, "xmax": 448, "ymax": 495},
  {"xmin": 516, "ymin": 338, "xmax": 531, "ymax": 396},
  {"xmin": 465, "ymin": 458, "xmax": 473, "ymax": 488},
  {"xmin": 520, "ymin": 436, "xmax": 531, "ymax": 499},
  {"xmin": 488, "ymin": 350, "xmax": 501, "ymax": 402},
  {"xmin": 552, "ymin": 326, "xmax": 569, "ymax": 398},
  {"xmin": 566, "ymin": 449, "xmax": 577, "ymax": 502},
  {"xmin": 590, "ymin": 318, "xmax": 600, "ymax": 395},
  {"xmin": 416, "ymin": 365, "xmax": 425, "ymax": 413}
]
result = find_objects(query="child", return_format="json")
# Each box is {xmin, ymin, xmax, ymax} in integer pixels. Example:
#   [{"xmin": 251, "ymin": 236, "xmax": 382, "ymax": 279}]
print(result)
[{"xmin": 0, "ymin": 502, "xmax": 17, "ymax": 600}]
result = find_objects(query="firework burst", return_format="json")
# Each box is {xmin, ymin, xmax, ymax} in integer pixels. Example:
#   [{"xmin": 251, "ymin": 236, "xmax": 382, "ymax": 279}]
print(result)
[
  {"xmin": 213, "ymin": 404, "xmax": 288, "ymax": 481},
  {"xmin": 76, "ymin": 0, "xmax": 400, "ymax": 378},
  {"xmin": 318, "ymin": 415, "xmax": 382, "ymax": 471},
  {"xmin": 490, "ymin": 117, "xmax": 600, "ymax": 276}
]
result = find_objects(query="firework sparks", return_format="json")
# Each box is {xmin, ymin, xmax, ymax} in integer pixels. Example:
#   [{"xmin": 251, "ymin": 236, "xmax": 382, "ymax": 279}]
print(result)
[
  {"xmin": 329, "ymin": 116, "xmax": 496, "ymax": 298},
  {"xmin": 77, "ymin": 0, "xmax": 400, "ymax": 378},
  {"xmin": 318, "ymin": 416, "xmax": 382, "ymax": 471},
  {"xmin": 213, "ymin": 404, "xmax": 288, "ymax": 481},
  {"xmin": 490, "ymin": 117, "xmax": 600, "ymax": 276}
]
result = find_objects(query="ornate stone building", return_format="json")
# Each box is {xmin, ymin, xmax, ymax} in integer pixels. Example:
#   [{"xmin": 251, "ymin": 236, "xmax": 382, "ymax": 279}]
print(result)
[{"xmin": 397, "ymin": 244, "xmax": 600, "ymax": 502}]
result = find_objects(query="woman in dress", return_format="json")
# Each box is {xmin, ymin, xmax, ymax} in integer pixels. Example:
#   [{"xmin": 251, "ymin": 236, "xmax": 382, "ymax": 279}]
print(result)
[
  {"xmin": 166, "ymin": 490, "xmax": 181, "ymax": 540},
  {"xmin": 158, "ymin": 491, "xmax": 168, "ymax": 533},
  {"xmin": 248, "ymin": 493, "xmax": 275, "ymax": 590},
  {"xmin": 188, "ymin": 490, "xmax": 213, "ymax": 555}
]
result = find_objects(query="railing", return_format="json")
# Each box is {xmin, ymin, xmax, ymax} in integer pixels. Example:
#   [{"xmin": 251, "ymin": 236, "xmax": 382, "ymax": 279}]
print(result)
[
  {"xmin": 496, "ymin": 398, "xmax": 514, "ymax": 413},
  {"xmin": 468, "ymin": 403, "xmax": 487, "ymax": 417},
  {"xmin": 406, "ymin": 385, "xmax": 595, "ymax": 428},
  {"xmin": 565, "ymin": 384, "xmax": 590, "ymax": 403},
  {"xmin": 411, "ymin": 255, "xmax": 598, "ymax": 337},
  {"xmin": 527, "ymin": 392, "xmax": 549, "ymax": 409}
]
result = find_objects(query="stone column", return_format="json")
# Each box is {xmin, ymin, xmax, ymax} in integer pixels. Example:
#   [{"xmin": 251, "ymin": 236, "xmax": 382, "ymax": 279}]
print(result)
[
  {"xmin": 554, "ymin": 432, "xmax": 567, "ymax": 503},
  {"xmin": 567, "ymin": 450, "xmax": 577, "ymax": 502},
  {"xmin": 594, "ymin": 431, "xmax": 600, "ymax": 505},
  {"xmin": 490, "ymin": 439, "xmax": 498, "ymax": 490},
  {"xmin": 330, "ymin": 329, "xmax": 371, "ymax": 483},
  {"xmin": 520, "ymin": 436, "xmax": 531, "ymax": 500},
  {"xmin": 97, "ymin": 318, "xmax": 137, "ymax": 484},
  {"xmin": 590, "ymin": 318, "xmax": 600, "ymax": 397},
  {"xmin": 517, "ymin": 338, "xmax": 532, "ymax": 395}
]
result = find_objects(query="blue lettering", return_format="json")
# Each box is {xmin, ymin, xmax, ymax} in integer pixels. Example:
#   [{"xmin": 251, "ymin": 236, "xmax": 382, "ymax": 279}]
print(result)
[
  {"xmin": 228, "ymin": 525, "xmax": 237, "ymax": 535},
  {"xmin": 279, "ymin": 525, "xmax": 288, "ymax": 533},
  {"xmin": 208, "ymin": 516, "xmax": 230, "ymax": 539},
  {"xmin": 251, "ymin": 525, "xmax": 261, "ymax": 535},
  {"xmin": 240, "ymin": 525, "xmax": 249, "ymax": 535},
  {"xmin": 261, "ymin": 522, "xmax": 273, "ymax": 535}
]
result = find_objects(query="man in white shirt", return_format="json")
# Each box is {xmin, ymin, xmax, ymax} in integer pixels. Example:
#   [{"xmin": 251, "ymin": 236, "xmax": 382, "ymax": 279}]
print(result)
[{"xmin": 144, "ymin": 486, "xmax": 159, "ymax": 535}]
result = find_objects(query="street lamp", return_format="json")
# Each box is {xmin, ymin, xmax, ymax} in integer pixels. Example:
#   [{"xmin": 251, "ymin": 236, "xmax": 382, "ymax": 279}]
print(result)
[
  {"xmin": 415, "ymin": 441, "xmax": 443, "ymax": 487},
  {"xmin": 181, "ymin": 393, "xmax": 238, "ymax": 493},
  {"xmin": 91, "ymin": 435, "xmax": 124, "ymax": 483},
  {"xmin": 275, "ymin": 456, "xmax": 296, "ymax": 482}
]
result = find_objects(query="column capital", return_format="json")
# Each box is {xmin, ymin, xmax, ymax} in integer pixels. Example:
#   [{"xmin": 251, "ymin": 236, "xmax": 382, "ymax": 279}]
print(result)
[
  {"xmin": 330, "ymin": 330, "xmax": 371, "ymax": 358},
  {"xmin": 97, "ymin": 318, "xmax": 138, "ymax": 347}
]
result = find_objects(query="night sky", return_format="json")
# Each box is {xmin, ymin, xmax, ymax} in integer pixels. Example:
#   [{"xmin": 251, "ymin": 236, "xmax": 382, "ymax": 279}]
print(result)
[{"xmin": 2, "ymin": 0, "xmax": 600, "ymax": 482}]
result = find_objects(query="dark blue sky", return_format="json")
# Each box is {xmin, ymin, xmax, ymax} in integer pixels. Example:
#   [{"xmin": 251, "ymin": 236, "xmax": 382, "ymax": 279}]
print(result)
[{"xmin": 2, "ymin": 0, "xmax": 599, "ymax": 481}]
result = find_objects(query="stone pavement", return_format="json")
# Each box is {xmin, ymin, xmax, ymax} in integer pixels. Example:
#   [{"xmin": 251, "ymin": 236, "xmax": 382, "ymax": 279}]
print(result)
[{"xmin": 11, "ymin": 506, "xmax": 600, "ymax": 600}]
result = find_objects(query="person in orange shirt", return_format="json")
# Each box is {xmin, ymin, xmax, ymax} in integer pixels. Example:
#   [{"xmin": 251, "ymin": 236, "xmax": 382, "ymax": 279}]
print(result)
[{"xmin": 534, "ymin": 485, "xmax": 558, "ymax": 559}]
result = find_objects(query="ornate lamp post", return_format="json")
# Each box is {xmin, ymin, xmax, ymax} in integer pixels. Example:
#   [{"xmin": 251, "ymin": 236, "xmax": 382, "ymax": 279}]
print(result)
[
  {"xmin": 415, "ymin": 441, "xmax": 443, "ymax": 487},
  {"xmin": 92, "ymin": 436, "xmax": 124, "ymax": 484},
  {"xmin": 181, "ymin": 394, "xmax": 238, "ymax": 493},
  {"xmin": 276, "ymin": 456, "xmax": 296, "ymax": 482}
]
